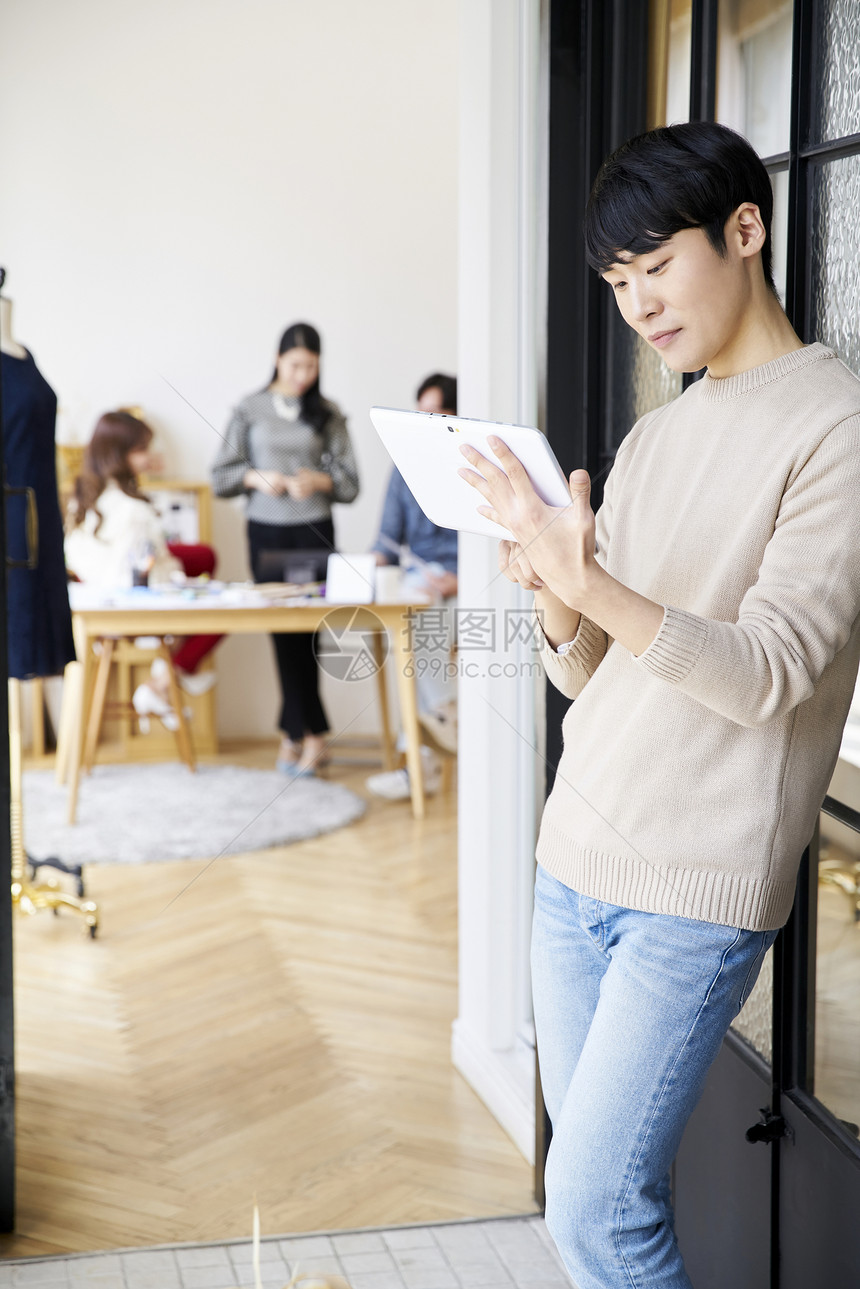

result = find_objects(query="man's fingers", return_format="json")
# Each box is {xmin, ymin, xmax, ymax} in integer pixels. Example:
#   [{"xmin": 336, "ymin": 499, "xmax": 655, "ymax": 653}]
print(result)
[
  {"xmin": 499, "ymin": 542, "xmax": 542, "ymax": 590},
  {"xmin": 458, "ymin": 465, "xmax": 493, "ymax": 498},
  {"xmin": 498, "ymin": 542, "xmax": 519, "ymax": 583},
  {"xmin": 569, "ymin": 468, "xmax": 591, "ymax": 508},
  {"xmin": 488, "ymin": 436, "xmax": 529, "ymax": 487},
  {"xmin": 459, "ymin": 443, "xmax": 511, "ymax": 488}
]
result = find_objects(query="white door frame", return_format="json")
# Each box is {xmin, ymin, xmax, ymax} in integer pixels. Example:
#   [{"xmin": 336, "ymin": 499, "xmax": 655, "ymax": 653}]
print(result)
[{"xmin": 452, "ymin": 0, "xmax": 543, "ymax": 1164}]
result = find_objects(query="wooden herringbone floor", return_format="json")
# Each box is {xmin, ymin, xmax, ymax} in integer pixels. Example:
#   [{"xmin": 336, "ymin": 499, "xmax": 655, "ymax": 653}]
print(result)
[{"xmin": 2, "ymin": 742, "xmax": 536, "ymax": 1258}]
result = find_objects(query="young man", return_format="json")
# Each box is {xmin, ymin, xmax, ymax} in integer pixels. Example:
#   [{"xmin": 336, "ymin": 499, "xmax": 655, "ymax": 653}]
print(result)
[
  {"xmin": 367, "ymin": 373, "xmax": 459, "ymax": 799},
  {"xmin": 460, "ymin": 122, "xmax": 860, "ymax": 1289}
]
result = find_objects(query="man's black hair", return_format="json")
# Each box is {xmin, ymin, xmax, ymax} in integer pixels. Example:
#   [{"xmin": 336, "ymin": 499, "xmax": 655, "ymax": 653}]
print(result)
[
  {"xmin": 584, "ymin": 121, "xmax": 776, "ymax": 291},
  {"xmin": 416, "ymin": 372, "xmax": 458, "ymax": 413}
]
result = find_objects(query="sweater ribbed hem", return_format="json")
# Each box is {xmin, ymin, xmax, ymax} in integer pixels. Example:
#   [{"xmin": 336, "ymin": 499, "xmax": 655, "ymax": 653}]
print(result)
[
  {"xmin": 698, "ymin": 343, "xmax": 833, "ymax": 403},
  {"xmin": 634, "ymin": 604, "xmax": 707, "ymax": 683},
  {"xmin": 536, "ymin": 821, "xmax": 795, "ymax": 931}
]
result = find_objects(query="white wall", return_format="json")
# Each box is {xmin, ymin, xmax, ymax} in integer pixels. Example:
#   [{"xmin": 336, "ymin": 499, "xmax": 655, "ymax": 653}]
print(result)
[{"xmin": 0, "ymin": 0, "xmax": 458, "ymax": 738}]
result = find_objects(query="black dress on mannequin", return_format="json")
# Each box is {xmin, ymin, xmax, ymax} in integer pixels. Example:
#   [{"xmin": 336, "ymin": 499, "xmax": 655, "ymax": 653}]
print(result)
[{"xmin": 2, "ymin": 349, "xmax": 75, "ymax": 679}]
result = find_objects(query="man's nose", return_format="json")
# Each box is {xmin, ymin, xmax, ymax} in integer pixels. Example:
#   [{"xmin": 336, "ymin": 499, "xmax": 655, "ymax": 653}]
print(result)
[{"xmin": 628, "ymin": 278, "xmax": 661, "ymax": 322}]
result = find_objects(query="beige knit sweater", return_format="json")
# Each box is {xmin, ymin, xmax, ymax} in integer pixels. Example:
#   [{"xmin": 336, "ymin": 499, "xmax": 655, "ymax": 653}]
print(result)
[{"xmin": 537, "ymin": 344, "xmax": 860, "ymax": 931}]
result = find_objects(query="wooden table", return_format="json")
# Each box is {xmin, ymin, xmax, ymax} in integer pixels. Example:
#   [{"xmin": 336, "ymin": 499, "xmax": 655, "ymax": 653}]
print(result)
[{"xmin": 59, "ymin": 594, "xmax": 428, "ymax": 822}]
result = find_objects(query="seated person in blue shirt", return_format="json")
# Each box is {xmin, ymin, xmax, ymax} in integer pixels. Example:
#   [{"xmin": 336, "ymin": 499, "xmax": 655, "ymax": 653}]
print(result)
[{"xmin": 367, "ymin": 373, "xmax": 458, "ymax": 800}]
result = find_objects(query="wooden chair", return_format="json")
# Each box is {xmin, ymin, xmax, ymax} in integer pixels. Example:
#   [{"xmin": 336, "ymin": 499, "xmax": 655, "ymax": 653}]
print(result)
[{"xmin": 82, "ymin": 636, "xmax": 195, "ymax": 774}]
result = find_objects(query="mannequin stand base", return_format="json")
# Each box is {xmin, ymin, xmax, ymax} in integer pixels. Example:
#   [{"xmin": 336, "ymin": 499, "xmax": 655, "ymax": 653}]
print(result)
[
  {"xmin": 27, "ymin": 853, "xmax": 86, "ymax": 899},
  {"xmin": 8, "ymin": 677, "xmax": 100, "ymax": 938},
  {"xmin": 12, "ymin": 875, "xmax": 99, "ymax": 938}
]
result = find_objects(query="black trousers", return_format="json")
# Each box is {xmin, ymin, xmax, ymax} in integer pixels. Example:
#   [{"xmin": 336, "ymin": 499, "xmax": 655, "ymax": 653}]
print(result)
[{"xmin": 247, "ymin": 518, "xmax": 334, "ymax": 741}]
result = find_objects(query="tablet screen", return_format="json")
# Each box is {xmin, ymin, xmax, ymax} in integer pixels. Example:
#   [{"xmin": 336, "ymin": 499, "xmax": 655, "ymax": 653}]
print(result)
[{"xmin": 369, "ymin": 407, "xmax": 570, "ymax": 540}]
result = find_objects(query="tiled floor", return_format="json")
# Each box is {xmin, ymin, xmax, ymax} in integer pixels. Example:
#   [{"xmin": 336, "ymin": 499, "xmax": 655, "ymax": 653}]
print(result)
[{"xmin": 0, "ymin": 1217, "xmax": 574, "ymax": 1288}]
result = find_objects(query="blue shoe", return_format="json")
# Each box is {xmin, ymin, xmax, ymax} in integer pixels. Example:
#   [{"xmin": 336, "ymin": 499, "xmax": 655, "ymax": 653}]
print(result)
[{"xmin": 276, "ymin": 757, "xmax": 316, "ymax": 778}]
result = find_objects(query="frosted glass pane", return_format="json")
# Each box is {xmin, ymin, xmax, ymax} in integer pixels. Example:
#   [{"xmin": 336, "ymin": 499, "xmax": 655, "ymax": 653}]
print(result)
[
  {"xmin": 770, "ymin": 168, "xmax": 789, "ymax": 306},
  {"xmin": 717, "ymin": 1, "xmax": 793, "ymax": 159},
  {"xmin": 817, "ymin": 697, "xmax": 860, "ymax": 1129},
  {"xmin": 667, "ymin": 2, "xmax": 692, "ymax": 125},
  {"xmin": 809, "ymin": 0, "xmax": 860, "ymax": 145},
  {"xmin": 810, "ymin": 155, "xmax": 860, "ymax": 379},
  {"xmin": 732, "ymin": 947, "xmax": 773, "ymax": 1063}
]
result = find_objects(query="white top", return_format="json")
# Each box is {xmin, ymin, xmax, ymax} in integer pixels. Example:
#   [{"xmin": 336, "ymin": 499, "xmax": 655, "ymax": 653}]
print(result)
[{"xmin": 64, "ymin": 483, "xmax": 181, "ymax": 589}]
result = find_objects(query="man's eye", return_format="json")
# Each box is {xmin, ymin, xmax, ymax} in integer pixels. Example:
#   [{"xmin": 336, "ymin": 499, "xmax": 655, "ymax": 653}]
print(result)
[
  {"xmin": 647, "ymin": 261, "xmax": 667, "ymax": 275},
  {"xmin": 612, "ymin": 281, "xmax": 627, "ymax": 292}
]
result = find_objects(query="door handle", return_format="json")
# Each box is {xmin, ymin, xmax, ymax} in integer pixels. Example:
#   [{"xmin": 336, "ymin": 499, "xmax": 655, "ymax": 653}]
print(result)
[
  {"xmin": 745, "ymin": 1108, "xmax": 790, "ymax": 1144},
  {"xmin": 5, "ymin": 485, "xmax": 39, "ymax": 570}
]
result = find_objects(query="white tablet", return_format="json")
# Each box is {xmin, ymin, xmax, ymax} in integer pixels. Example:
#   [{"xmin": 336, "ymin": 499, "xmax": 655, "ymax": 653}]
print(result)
[{"xmin": 369, "ymin": 406, "xmax": 571, "ymax": 541}]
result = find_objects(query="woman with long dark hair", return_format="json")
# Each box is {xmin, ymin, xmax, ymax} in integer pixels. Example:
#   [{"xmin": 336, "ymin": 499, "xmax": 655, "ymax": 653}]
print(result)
[
  {"xmin": 65, "ymin": 411, "xmax": 180, "ymax": 588},
  {"xmin": 65, "ymin": 410, "xmax": 221, "ymax": 729},
  {"xmin": 212, "ymin": 322, "xmax": 359, "ymax": 775}
]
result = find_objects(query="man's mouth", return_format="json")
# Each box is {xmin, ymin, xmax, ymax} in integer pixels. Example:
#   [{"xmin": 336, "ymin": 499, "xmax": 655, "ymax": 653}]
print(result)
[{"xmin": 648, "ymin": 329, "xmax": 681, "ymax": 348}]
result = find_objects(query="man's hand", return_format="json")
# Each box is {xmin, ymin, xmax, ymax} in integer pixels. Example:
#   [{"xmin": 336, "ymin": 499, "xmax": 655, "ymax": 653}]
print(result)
[
  {"xmin": 424, "ymin": 569, "xmax": 458, "ymax": 599},
  {"xmin": 498, "ymin": 541, "xmax": 543, "ymax": 591},
  {"xmin": 459, "ymin": 438, "xmax": 663, "ymax": 656},
  {"xmin": 458, "ymin": 438, "xmax": 597, "ymax": 605}
]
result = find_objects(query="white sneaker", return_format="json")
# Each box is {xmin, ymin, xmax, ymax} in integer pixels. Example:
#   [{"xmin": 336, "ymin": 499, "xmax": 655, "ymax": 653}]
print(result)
[
  {"xmin": 366, "ymin": 747, "xmax": 442, "ymax": 800},
  {"xmin": 418, "ymin": 701, "xmax": 458, "ymax": 754},
  {"xmin": 133, "ymin": 683, "xmax": 180, "ymax": 732},
  {"xmin": 151, "ymin": 656, "xmax": 217, "ymax": 696},
  {"xmin": 177, "ymin": 670, "xmax": 217, "ymax": 696}
]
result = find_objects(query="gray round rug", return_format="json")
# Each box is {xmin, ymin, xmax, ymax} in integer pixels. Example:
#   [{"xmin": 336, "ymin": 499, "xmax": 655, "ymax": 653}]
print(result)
[{"xmin": 22, "ymin": 764, "xmax": 366, "ymax": 865}]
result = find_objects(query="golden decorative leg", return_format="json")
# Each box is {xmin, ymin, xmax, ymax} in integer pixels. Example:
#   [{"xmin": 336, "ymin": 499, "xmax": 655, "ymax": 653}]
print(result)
[
  {"xmin": 54, "ymin": 660, "xmax": 78, "ymax": 785},
  {"xmin": 28, "ymin": 678, "xmax": 45, "ymax": 757},
  {"xmin": 9, "ymin": 678, "xmax": 99, "ymax": 938}
]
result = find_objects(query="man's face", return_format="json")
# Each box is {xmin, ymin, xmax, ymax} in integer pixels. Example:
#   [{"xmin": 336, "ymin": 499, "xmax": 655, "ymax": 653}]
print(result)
[
  {"xmin": 417, "ymin": 386, "xmax": 454, "ymax": 415},
  {"xmin": 601, "ymin": 224, "xmax": 755, "ymax": 376}
]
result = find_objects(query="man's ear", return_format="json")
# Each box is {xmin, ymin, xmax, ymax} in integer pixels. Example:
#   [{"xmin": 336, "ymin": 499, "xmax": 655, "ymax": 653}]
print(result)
[{"xmin": 729, "ymin": 202, "xmax": 767, "ymax": 260}]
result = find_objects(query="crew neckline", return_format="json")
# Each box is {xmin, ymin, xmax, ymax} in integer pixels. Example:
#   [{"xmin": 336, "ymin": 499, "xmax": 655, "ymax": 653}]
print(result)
[
  {"xmin": 697, "ymin": 342, "xmax": 833, "ymax": 402},
  {"xmin": 271, "ymin": 391, "xmax": 300, "ymax": 421}
]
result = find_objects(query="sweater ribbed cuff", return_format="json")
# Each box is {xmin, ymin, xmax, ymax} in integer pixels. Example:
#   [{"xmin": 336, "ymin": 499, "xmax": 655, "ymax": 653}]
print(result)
[
  {"xmin": 635, "ymin": 604, "xmax": 708, "ymax": 683},
  {"xmin": 535, "ymin": 607, "xmax": 606, "ymax": 666}
]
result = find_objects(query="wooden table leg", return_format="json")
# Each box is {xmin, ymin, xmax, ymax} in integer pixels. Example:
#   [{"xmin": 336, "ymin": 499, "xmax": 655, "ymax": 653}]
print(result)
[
  {"xmin": 83, "ymin": 638, "xmax": 115, "ymax": 773},
  {"xmin": 372, "ymin": 631, "xmax": 396, "ymax": 771},
  {"xmin": 158, "ymin": 644, "xmax": 196, "ymax": 771},
  {"xmin": 388, "ymin": 615, "xmax": 425, "ymax": 820}
]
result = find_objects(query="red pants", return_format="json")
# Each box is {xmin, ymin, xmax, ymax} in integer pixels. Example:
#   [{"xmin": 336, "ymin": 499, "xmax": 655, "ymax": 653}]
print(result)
[{"xmin": 166, "ymin": 542, "xmax": 223, "ymax": 673}]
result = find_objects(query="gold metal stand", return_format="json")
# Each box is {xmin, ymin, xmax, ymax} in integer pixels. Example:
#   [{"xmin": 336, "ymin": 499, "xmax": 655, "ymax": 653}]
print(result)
[
  {"xmin": 819, "ymin": 835, "xmax": 860, "ymax": 922},
  {"xmin": 9, "ymin": 678, "xmax": 99, "ymax": 937}
]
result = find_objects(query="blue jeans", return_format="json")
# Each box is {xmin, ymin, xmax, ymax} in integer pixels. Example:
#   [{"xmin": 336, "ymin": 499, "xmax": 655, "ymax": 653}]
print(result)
[{"xmin": 531, "ymin": 864, "xmax": 777, "ymax": 1289}]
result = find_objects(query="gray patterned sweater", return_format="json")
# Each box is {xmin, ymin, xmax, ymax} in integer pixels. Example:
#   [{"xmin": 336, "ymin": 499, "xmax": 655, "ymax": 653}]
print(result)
[{"xmin": 211, "ymin": 390, "xmax": 359, "ymax": 525}]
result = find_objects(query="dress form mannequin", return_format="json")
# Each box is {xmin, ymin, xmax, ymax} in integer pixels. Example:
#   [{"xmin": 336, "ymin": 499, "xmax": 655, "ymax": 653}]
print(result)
[{"xmin": 0, "ymin": 269, "xmax": 98, "ymax": 934}]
